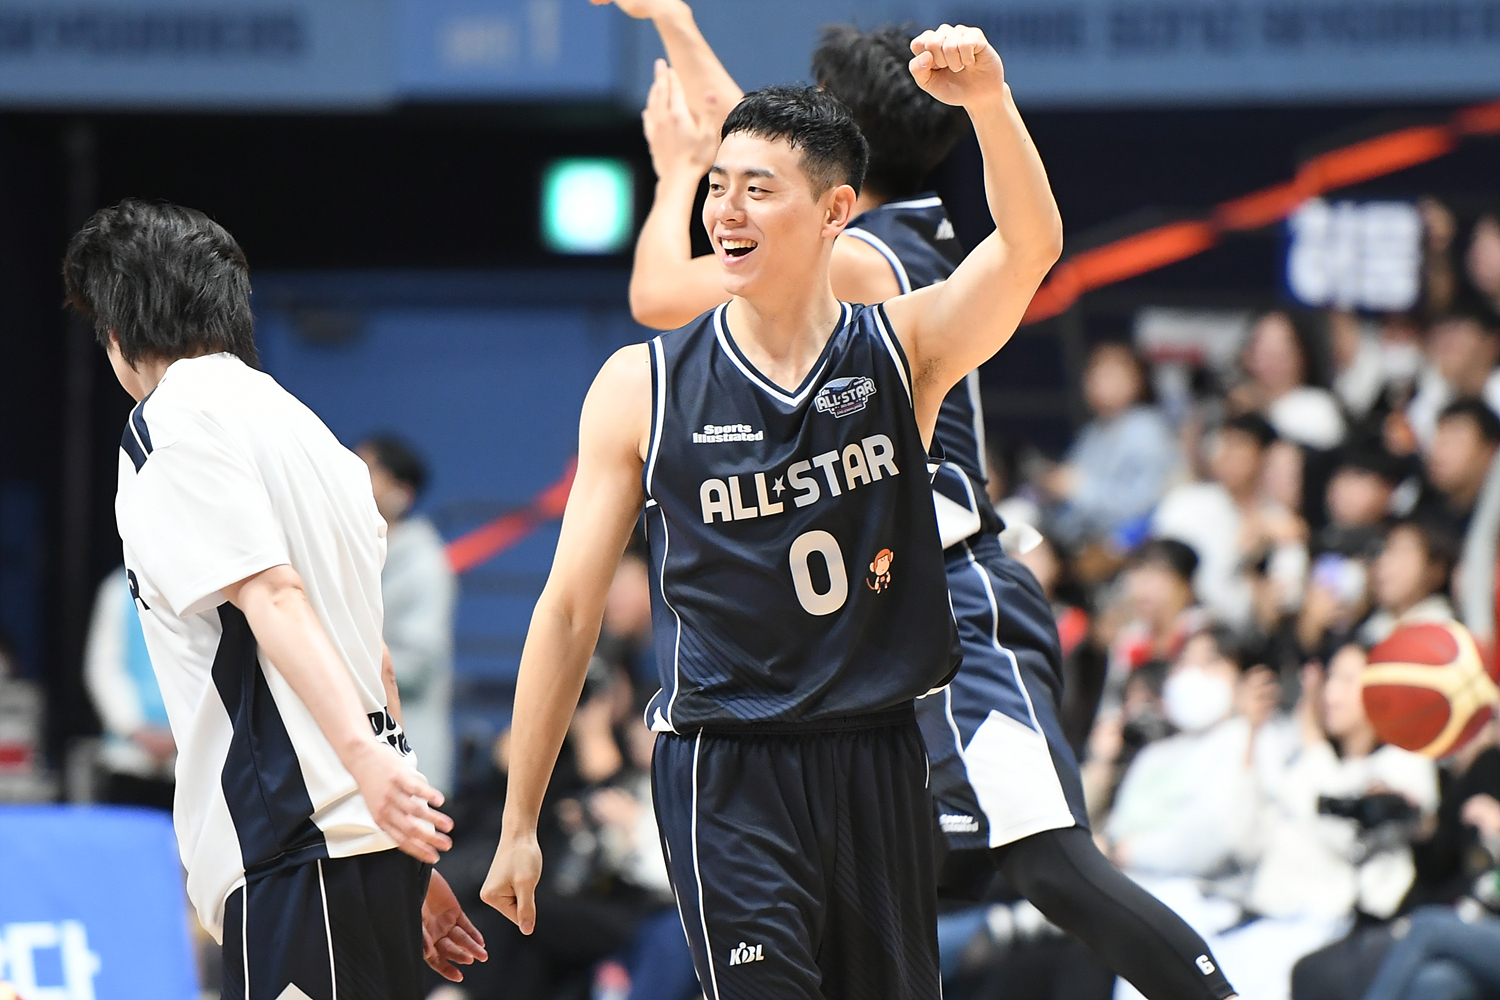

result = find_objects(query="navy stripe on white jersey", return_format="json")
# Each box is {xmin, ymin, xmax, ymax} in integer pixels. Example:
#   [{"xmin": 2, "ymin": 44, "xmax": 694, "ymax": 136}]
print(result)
[{"xmin": 642, "ymin": 302, "xmax": 958, "ymax": 731}]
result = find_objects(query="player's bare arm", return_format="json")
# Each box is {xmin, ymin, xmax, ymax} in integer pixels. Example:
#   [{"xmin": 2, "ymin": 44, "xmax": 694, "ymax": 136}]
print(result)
[
  {"xmin": 882, "ymin": 24, "xmax": 1063, "ymax": 438},
  {"xmin": 479, "ymin": 343, "xmax": 652, "ymax": 934},
  {"xmin": 590, "ymin": 0, "xmax": 742, "ymax": 132},
  {"xmin": 631, "ymin": 65, "xmax": 900, "ymax": 330},
  {"xmin": 630, "ymin": 60, "xmax": 728, "ymax": 328},
  {"xmin": 222, "ymin": 564, "xmax": 454, "ymax": 864}
]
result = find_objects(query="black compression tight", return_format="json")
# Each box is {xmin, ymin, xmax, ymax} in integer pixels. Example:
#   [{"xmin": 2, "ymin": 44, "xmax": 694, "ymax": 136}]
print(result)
[{"xmin": 992, "ymin": 827, "xmax": 1237, "ymax": 1000}]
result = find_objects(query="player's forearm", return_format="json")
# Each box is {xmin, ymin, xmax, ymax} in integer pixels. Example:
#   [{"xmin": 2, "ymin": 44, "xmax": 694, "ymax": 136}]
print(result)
[
  {"xmin": 234, "ymin": 571, "xmax": 383, "ymax": 769},
  {"xmin": 630, "ymin": 171, "xmax": 714, "ymax": 329},
  {"xmin": 650, "ymin": 1, "xmax": 741, "ymax": 129},
  {"xmin": 500, "ymin": 598, "xmax": 601, "ymax": 835},
  {"xmin": 970, "ymin": 85, "xmax": 1063, "ymax": 270}
]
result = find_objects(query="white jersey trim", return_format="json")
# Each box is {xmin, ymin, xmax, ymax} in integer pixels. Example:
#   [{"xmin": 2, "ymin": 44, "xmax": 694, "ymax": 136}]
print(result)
[
  {"xmin": 843, "ymin": 227, "xmax": 913, "ymax": 294},
  {"xmin": 872, "ymin": 307, "xmax": 913, "ymax": 406},
  {"xmin": 692, "ymin": 733, "xmax": 723, "ymax": 1000},
  {"xmin": 880, "ymin": 195, "xmax": 945, "ymax": 211},
  {"xmin": 647, "ymin": 504, "xmax": 685, "ymax": 735},
  {"xmin": 965, "ymin": 369, "xmax": 987, "ymax": 465},
  {"xmin": 712, "ymin": 303, "xmax": 848, "ymax": 408},
  {"xmin": 646, "ymin": 337, "xmax": 668, "ymax": 496}
]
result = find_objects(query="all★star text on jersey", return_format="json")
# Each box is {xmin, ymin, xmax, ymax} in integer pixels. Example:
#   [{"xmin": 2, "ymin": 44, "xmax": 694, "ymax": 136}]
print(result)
[{"xmin": 698, "ymin": 433, "xmax": 900, "ymax": 524}]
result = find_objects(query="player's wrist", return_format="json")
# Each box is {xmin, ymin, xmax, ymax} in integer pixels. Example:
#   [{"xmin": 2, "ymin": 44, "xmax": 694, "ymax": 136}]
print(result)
[{"xmin": 652, "ymin": 0, "xmax": 694, "ymax": 30}]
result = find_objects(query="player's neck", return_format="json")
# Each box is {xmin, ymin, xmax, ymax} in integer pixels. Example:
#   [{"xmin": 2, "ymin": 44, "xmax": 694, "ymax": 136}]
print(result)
[
  {"xmin": 122, "ymin": 356, "xmax": 176, "ymax": 400},
  {"xmin": 852, "ymin": 190, "xmax": 889, "ymax": 217},
  {"xmin": 726, "ymin": 283, "xmax": 843, "ymax": 390}
]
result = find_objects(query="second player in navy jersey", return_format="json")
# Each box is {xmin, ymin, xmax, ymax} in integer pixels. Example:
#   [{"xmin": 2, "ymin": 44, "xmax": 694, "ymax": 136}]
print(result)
[
  {"xmin": 484, "ymin": 26, "xmax": 1065, "ymax": 1000},
  {"xmin": 609, "ymin": 6, "xmax": 1240, "ymax": 999}
]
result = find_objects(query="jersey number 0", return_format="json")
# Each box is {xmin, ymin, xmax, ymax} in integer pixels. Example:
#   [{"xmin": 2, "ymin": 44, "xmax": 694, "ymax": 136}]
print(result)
[{"xmin": 789, "ymin": 530, "xmax": 848, "ymax": 616}]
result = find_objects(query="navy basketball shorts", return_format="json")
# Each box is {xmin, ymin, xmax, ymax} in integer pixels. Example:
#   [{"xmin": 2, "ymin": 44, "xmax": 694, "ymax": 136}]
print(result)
[
  {"xmin": 221, "ymin": 849, "xmax": 430, "ymax": 1000},
  {"xmin": 917, "ymin": 533, "xmax": 1090, "ymax": 869},
  {"xmin": 652, "ymin": 708, "xmax": 942, "ymax": 1000}
]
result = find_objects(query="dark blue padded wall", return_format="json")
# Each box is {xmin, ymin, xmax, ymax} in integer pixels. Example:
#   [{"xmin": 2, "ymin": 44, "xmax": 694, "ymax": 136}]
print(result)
[{"xmin": 253, "ymin": 271, "xmax": 650, "ymax": 745}]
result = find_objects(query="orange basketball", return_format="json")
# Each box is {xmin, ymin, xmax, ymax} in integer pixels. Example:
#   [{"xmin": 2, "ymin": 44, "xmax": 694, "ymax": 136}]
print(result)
[{"xmin": 1363, "ymin": 620, "xmax": 1499, "ymax": 759}]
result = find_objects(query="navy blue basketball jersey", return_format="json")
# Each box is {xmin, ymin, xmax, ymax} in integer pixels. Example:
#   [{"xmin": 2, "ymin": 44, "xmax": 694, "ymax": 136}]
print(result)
[
  {"xmin": 642, "ymin": 302, "xmax": 958, "ymax": 731},
  {"xmin": 844, "ymin": 194, "xmax": 999, "ymax": 547}
]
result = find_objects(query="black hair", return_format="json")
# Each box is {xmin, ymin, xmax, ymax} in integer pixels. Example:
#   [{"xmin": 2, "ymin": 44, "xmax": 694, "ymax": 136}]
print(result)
[
  {"xmin": 1188, "ymin": 622, "xmax": 1250, "ymax": 671},
  {"xmin": 809, "ymin": 24, "xmax": 968, "ymax": 199},
  {"xmin": 1333, "ymin": 440, "xmax": 1408, "ymax": 485},
  {"xmin": 359, "ymin": 434, "xmax": 428, "ymax": 495},
  {"xmin": 63, "ymin": 199, "xmax": 258, "ymax": 368},
  {"xmin": 1437, "ymin": 397, "xmax": 1500, "ymax": 445},
  {"xmin": 1129, "ymin": 537, "xmax": 1200, "ymax": 585},
  {"xmin": 720, "ymin": 85, "xmax": 869, "ymax": 196},
  {"xmin": 1221, "ymin": 411, "xmax": 1278, "ymax": 449}
]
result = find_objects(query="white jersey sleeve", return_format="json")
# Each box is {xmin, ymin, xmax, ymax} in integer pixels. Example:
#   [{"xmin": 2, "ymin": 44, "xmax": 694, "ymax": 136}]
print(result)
[{"xmin": 118, "ymin": 418, "xmax": 291, "ymax": 618}]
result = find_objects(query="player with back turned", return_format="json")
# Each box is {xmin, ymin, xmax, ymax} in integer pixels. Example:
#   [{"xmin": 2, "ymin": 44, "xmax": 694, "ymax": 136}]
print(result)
[
  {"xmin": 600, "ymin": 3, "xmax": 1240, "ymax": 998},
  {"xmin": 481, "ymin": 23, "xmax": 1061, "ymax": 999},
  {"xmin": 62, "ymin": 201, "xmax": 486, "ymax": 1000}
]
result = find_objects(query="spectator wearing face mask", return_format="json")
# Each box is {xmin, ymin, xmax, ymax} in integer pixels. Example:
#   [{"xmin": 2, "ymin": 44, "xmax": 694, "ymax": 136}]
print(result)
[
  {"xmin": 1104, "ymin": 626, "xmax": 1284, "ymax": 883},
  {"xmin": 1044, "ymin": 342, "xmax": 1181, "ymax": 549}
]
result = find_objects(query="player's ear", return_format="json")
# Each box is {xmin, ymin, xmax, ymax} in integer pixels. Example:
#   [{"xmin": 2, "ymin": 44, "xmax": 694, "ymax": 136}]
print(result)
[{"xmin": 821, "ymin": 184, "xmax": 858, "ymax": 238}]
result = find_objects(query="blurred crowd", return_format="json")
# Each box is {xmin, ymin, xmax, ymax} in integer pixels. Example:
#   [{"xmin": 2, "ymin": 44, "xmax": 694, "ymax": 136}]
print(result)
[
  {"xmin": 938, "ymin": 197, "xmax": 1500, "ymax": 1000},
  {"xmin": 6, "ymin": 200, "xmax": 1500, "ymax": 1000}
]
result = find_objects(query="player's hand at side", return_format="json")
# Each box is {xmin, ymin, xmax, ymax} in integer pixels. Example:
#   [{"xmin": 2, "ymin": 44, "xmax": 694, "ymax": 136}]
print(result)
[
  {"xmin": 422, "ymin": 870, "xmax": 488, "ymax": 981},
  {"xmin": 480, "ymin": 831, "xmax": 544, "ymax": 934},
  {"xmin": 643, "ymin": 59, "xmax": 718, "ymax": 181},
  {"xmin": 908, "ymin": 24, "xmax": 1005, "ymax": 107},
  {"xmin": 589, "ymin": 0, "xmax": 685, "ymax": 19},
  {"xmin": 345, "ymin": 740, "xmax": 453, "ymax": 864}
]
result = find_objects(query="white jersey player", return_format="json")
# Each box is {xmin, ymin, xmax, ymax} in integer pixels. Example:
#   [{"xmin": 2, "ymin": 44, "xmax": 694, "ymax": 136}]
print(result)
[{"xmin": 63, "ymin": 200, "xmax": 486, "ymax": 1000}]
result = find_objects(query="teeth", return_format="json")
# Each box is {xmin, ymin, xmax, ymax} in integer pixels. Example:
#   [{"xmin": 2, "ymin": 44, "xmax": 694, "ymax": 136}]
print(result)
[{"xmin": 721, "ymin": 239, "xmax": 757, "ymax": 250}]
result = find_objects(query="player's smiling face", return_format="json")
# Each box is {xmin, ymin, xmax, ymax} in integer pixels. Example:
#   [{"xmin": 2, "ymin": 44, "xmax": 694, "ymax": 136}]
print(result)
[{"xmin": 703, "ymin": 132, "xmax": 851, "ymax": 300}]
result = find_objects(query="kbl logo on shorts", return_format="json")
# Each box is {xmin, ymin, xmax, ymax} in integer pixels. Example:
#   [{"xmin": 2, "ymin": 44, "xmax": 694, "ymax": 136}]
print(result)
[{"xmin": 728, "ymin": 941, "xmax": 765, "ymax": 966}]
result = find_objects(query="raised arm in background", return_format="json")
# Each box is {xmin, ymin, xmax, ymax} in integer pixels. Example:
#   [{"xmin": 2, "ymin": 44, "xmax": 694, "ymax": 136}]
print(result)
[
  {"xmin": 478, "ymin": 344, "xmax": 653, "ymax": 935},
  {"xmin": 882, "ymin": 24, "xmax": 1063, "ymax": 440},
  {"xmin": 591, "ymin": 0, "xmax": 741, "ymax": 131}
]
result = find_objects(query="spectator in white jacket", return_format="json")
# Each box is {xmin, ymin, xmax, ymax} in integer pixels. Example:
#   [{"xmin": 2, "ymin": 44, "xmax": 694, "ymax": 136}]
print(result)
[
  {"xmin": 1106, "ymin": 625, "xmax": 1287, "ymax": 882},
  {"xmin": 1202, "ymin": 644, "xmax": 1439, "ymax": 1000},
  {"xmin": 358, "ymin": 434, "xmax": 458, "ymax": 796}
]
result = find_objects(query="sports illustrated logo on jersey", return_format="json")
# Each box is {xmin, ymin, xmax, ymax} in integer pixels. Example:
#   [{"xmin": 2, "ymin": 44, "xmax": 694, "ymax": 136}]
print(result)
[
  {"xmin": 728, "ymin": 942, "xmax": 765, "ymax": 966},
  {"xmin": 693, "ymin": 422, "xmax": 764, "ymax": 444},
  {"xmin": 699, "ymin": 435, "xmax": 900, "ymax": 524},
  {"xmin": 867, "ymin": 548, "xmax": 895, "ymax": 592},
  {"xmin": 1195, "ymin": 955, "xmax": 1217, "ymax": 976},
  {"xmin": 813, "ymin": 376, "xmax": 877, "ymax": 418},
  {"xmin": 934, "ymin": 218, "xmax": 956, "ymax": 241},
  {"xmin": 939, "ymin": 813, "xmax": 980, "ymax": 833},
  {"xmin": 367, "ymin": 709, "xmax": 412, "ymax": 756}
]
